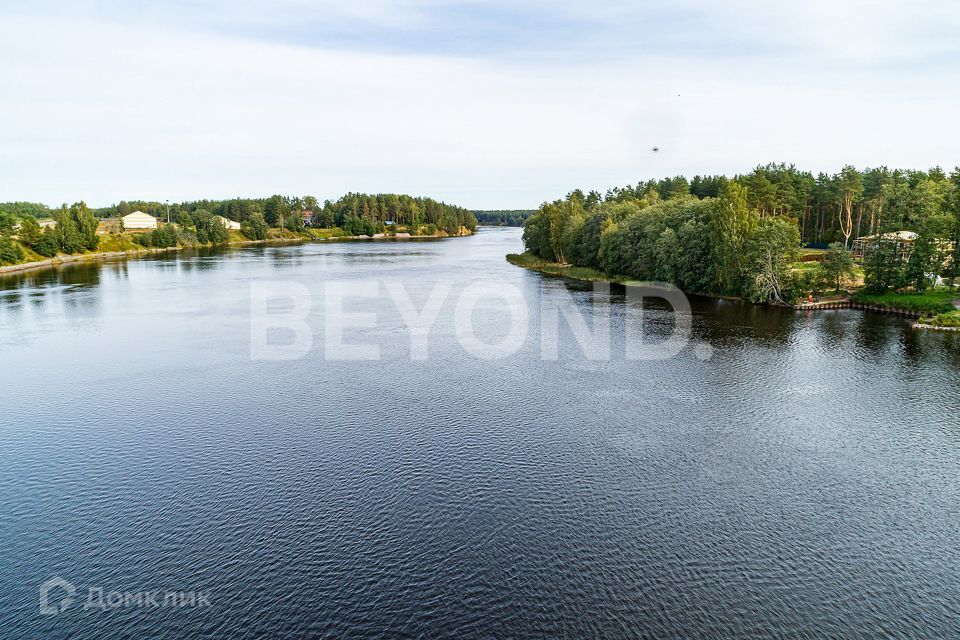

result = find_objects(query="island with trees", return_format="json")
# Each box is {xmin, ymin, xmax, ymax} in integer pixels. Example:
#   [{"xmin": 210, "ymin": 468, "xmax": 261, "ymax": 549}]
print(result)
[
  {"xmin": 511, "ymin": 164, "xmax": 960, "ymax": 328},
  {"xmin": 0, "ymin": 193, "xmax": 477, "ymax": 273}
]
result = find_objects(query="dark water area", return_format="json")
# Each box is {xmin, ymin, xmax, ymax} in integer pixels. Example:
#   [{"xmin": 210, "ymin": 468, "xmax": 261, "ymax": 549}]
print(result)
[{"xmin": 1, "ymin": 228, "xmax": 958, "ymax": 638}]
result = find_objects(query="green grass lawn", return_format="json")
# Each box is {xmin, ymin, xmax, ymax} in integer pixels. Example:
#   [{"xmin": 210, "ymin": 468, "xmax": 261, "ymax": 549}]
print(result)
[
  {"xmin": 96, "ymin": 233, "xmax": 139, "ymax": 252},
  {"xmin": 852, "ymin": 289, "xmax": 958, "ymax": 315},
  {"xmin": 789, "ymin": 261, "xmax": 821, "ymax": 273},
  {"xmin": 17, "ymin": 244, "xmax": 48, "ymax": 263},
  {"xmin": 305, "ymin": 227, "xmax": 348, "ymax": 239},
  {"xmin": 799, "ymin": 248, "xmax": 827, "ymax": 260}
]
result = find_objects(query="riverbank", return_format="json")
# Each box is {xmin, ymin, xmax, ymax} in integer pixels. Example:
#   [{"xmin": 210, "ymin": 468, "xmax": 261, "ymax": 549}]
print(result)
[
  {"xmin": 915, "ymin": 309, "xmax": 960, "ymax": 332},
  {"xmin": 850, "ymin": 290, "xmax": 957, "ymax": 316},
  {"xmin": 913, "ymin": 321, "xmax": 960, "ymax": 332},
  {"xmin": 505, "ymin": 252, "xmax": 634, "ymax": 284},
  {"xmin": 507, "ymin": 251, "xmax": 959, "ymax": 321},
  {"xmin": 0, "ymin": 245, "xmax": 186, "ymax": 275},
  {"xmin": 506, "ymin": 252, "xmax": 754, "ymax": 304},
  {"xmin": 0, "ymin": 227, "xmax": 474, "ymax": 276}
]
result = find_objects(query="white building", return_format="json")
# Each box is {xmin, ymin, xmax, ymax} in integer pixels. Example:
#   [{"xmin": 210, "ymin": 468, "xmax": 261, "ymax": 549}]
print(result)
[
  {"xmin": 122, "ymin": 211, "xmax": 158, "ymax": 230},
  {"xmin": 852, "ymin": 230, "xmax": 918, "ymax": 261},
  {"xmin": 216, "ymin": 215, "xmax": 241, "ymax": 231}
]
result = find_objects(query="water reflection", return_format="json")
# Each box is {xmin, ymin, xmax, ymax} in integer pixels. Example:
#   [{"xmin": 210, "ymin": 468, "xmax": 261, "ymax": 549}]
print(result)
[
  {"xmin": 0, "ymin": 262, "xmax": 107, "ymax": 323},
  {"xmin": 103, "ymin": 260, "xmax": 131, "ymax": 281},
  {"xmin": 1, "ymin": 237, "xmax": 958, "ymax": 374},
  {"xmin": 1, "ymin": 260, "xmax": 100, "ymax": 292},
  {"xmin": 176, "ymin": 248, "xmax": 221, "ymax": 273}
]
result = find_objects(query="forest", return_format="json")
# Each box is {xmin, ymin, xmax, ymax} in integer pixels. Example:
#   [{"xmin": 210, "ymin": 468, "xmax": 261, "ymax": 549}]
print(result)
[
  {"xmin": 472, "ymin": 210, "xmax": 534, "ymax": 226},
  {"xmin": 0, "ymin": 193, "xmax": 477, "ymax": 265},
  {"xmin": 1, "ymin": 193, "xmax": 476, "ymax": 233},
  {"xmin": 315, "ymin": 193, "xmax": 476, "ymax": 236},
  {"xmin": 521, "ymin": 164, "xmax": 960, "ymax": 304},
  {"xmin": 80, "ymin": 193, "xmax": 476, "ymax": 236}
]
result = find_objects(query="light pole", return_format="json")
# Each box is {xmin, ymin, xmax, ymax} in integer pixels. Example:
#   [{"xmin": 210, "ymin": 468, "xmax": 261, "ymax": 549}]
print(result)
[{"xmin": 166, "ymin": 200, "xmax": 170, "ymax": 224}]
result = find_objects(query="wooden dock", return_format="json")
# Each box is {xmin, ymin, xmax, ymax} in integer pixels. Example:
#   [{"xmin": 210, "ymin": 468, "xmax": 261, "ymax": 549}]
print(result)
[
  {"xmin": 793, "ymin": 300, "xmax": 850, "ymax": 312},
  {"xmin": 792, "ymin": 299, "xmax": 923, "ymax": 318}
]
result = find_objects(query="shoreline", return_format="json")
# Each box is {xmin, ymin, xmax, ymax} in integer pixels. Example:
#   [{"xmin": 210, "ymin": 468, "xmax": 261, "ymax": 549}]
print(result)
[
  {"xmin": 0, "ymin": 229, "xmax": 474, "ymax": 276},
  {"xmin": 912, "ymin": 322, "xmax": 960, "ymax": 333},
  {"xmin": 0, "ymin": 246, "xmax": 184, "ymax": 275},
  {"xmin": 506, "ymin": 252, "xmax": 954, "ymax": 324},
  {"xmin": 505, "ymin": 252, "xmax": 753, "ymax": 305}
]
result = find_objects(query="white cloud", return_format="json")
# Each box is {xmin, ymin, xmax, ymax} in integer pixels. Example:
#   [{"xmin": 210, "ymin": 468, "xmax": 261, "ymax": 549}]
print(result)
[{"xmin": 0, "ymin": 3, "xmax": 958, "ymax": 209}]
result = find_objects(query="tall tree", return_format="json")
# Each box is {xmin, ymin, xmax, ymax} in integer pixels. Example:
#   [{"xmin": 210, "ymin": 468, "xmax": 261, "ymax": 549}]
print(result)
[
  {"xmin": 17, "ymin": 215, "xmax": 42, "ymax": 247},
  {"xmin": 711, "ymin": 180, "xmax": 756, "ymax": 294},
  {"xmin": 743, "ymin": 217, "xmax": 800, "ymax": 304},
  {"xmin": 838, "ymin": 166, "xmax": 863, "ymax": 249}
]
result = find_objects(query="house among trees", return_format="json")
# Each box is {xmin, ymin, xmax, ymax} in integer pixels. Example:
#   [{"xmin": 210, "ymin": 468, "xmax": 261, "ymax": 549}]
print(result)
[
  {"xmin": 215, "ymin": 215, "xmax": 241, "ymax": 230},
  {"xmin": 852, "ymin": 231, "xmax": 917, "ymax": 262},
  {"xmin": 122, "ymin": 211, "xmax": 158, "ymax": 230},
  {"xmin": 302, "ymin": 210, "xmax": 314, "ymax": 225}
]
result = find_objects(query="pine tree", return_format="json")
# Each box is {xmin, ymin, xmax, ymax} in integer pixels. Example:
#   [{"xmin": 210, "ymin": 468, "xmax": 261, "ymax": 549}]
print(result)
[{"xmin": 17, "ymin": 216, "xmax": 42, "ymax": 247}]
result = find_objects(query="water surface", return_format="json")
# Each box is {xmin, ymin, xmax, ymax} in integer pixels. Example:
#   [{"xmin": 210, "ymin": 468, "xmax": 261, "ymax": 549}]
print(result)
[{"xmin": 1, "ymin": 228, "xmax": 958, "ymax": 638}]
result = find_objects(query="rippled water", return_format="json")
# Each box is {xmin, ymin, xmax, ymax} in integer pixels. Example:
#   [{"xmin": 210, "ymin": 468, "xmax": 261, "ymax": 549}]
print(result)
[{"xmin": 1, "ymin": 227, "xmax": 958, "ymax": 638}]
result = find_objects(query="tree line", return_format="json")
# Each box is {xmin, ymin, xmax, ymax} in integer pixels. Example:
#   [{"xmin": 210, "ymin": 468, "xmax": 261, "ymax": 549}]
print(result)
[
  {"xmin": 318, "ymin": 193, "xmax": 476, "ymax": 235},
  {"xmin": 0, "ymin": 192, "xmax": 477, "ymax": 265},
  {"xmin": 522, "ymin": 165, "xmax": 960, "ymax": 303},
  {"xmin": 595, "ymin": 164, "xmax": 959, "ymax": 247},
  {"xmin": 89, "ymin": 193, "xmax": 476, "ymax": 235},
  {"xmin": 472, "ymin": 210, "xmax": 534, "ymax": 226},
  {"xmin": 1, "ymin": 203, "xmax": 99, "ymax": 262}
]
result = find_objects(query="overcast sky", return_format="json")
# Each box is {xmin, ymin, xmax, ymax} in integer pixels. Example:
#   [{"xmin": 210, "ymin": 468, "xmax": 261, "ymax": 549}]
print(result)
[{"xmin": 2, "ymin": 1, "xmax": 959, "ymax": 209}]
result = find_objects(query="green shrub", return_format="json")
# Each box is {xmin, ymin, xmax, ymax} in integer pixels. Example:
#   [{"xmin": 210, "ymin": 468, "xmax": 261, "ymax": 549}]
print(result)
[
  {"xmin": 0, "ymin": 237, "xmax": 24, "ymax": 265},
  {"xmin": 921, "ymin": 311, "xmax": 960, "ymax": 327},
  {"xmin": 241, "ymin": 211, "xmax": 268, "ymax": 240},
  {"xmin": 33, "ymin": 229, "xmax": 60, "ymax": 257}
]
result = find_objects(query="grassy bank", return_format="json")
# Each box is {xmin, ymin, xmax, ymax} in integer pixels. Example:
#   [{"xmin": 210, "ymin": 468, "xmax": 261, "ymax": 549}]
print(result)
[
  {"xmin": 917, "ymin": 310, "xmax": 960, "ymax": 328},
  {"xmin": 506, "ymin": 252, "xmax": 630, "ymax": 283},
  {"xmin": 851, "ymin": 290, "xmax": 957, "ymax": 315}
]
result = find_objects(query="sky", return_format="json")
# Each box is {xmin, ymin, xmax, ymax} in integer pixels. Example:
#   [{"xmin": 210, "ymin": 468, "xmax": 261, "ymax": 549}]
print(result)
[{"xmin": 1, "ymin": 0, "xmax": 959, "ymax": 209}]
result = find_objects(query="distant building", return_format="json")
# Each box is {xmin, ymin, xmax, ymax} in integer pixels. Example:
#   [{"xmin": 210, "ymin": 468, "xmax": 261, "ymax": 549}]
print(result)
[
  {"xmin": 122, "ymin": 211, "xmax": 158, "ymax": 230},
  {"xmin": 216, "ymin": 215, "xmax": 241, "ymax": 231},
  {"xmin": 14, "ymin": 219, "xmax": 56, "ymax": 231},
  {"xmin": 852, "ymin": 231, "xmax": 917, "ymax": 261},
  {"xmin": 302, "ymin": 210, "xmax": 314, "ymax": 225}
]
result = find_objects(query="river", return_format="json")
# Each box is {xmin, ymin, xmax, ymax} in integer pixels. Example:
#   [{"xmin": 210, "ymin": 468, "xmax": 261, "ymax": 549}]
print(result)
[{"xmin": 1, "ymin": 227, "xmax": 958, "ymax": 638}]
